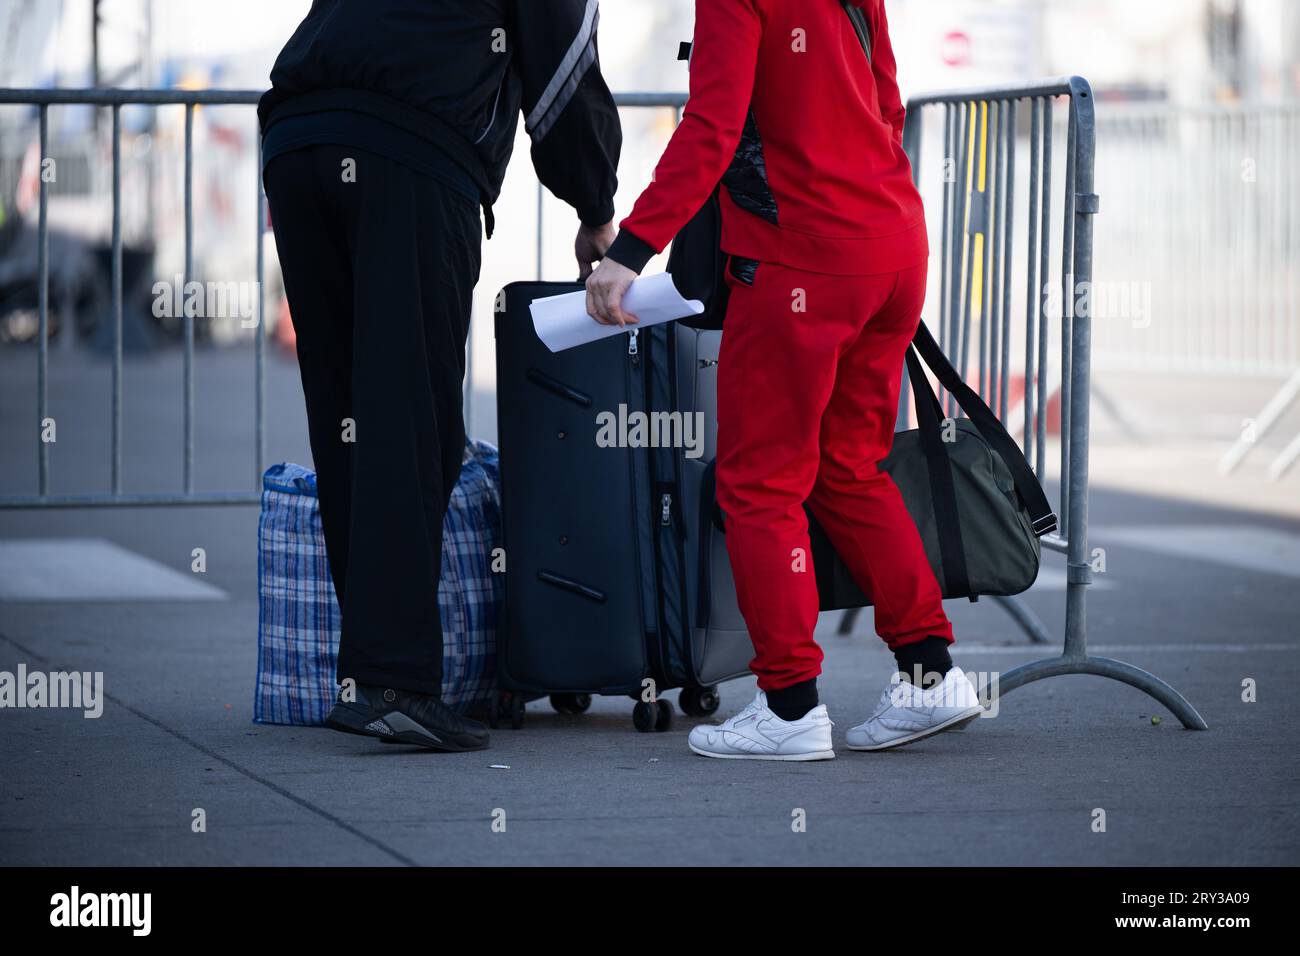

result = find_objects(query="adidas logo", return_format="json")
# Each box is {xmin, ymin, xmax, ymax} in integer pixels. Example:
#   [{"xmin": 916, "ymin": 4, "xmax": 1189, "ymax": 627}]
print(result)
[{"xmin": 364, "ymin": 719, "xmax": 394, "ymax": 736}]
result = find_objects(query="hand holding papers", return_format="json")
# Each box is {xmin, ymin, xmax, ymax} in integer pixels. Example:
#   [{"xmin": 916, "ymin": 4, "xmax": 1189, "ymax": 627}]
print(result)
[{"xmin": 529, "ymin": 273, "xmax": 704, "ymax": 353}]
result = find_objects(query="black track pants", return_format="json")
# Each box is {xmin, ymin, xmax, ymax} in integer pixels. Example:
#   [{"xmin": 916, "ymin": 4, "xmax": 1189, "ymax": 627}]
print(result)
[{"xmin": 264, "ymin": 144, "xmax": 482, "ymax": 696}]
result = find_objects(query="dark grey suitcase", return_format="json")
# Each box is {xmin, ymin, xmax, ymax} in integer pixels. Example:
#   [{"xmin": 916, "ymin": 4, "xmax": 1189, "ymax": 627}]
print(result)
[{"xmin": 492, "ymin": 281, "xmax": 752, "ymax": 732}]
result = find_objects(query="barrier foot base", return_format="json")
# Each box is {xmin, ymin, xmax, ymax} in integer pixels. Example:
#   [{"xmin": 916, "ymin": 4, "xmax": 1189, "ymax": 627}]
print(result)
[
  {"xmin": 991, "ymin": 595, "xmax": 1052, "ymax": 644},
  {"xmin": 981, "ymin": 654, "xmax": 1209, "ymax": 730}
]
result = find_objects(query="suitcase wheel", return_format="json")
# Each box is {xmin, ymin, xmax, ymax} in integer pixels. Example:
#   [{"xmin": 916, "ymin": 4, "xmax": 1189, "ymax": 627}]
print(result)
[
  {"xmin": 490, "ymin": 691, "xmax": 527, "ymax": 730},
  {"xmin": 632, "ymin": 699, "xmax": 673, "ymax": 733},
  {"xmin": 678, "ymin": 685, "xmax": 721, "ymax": 717},
  {"xmin": 549, "ymin": 693, "xmax": 592, "ymax": 716},
  {"xmin": 654, "ymin": 699, "xmax": 673, "ymax": 732}
]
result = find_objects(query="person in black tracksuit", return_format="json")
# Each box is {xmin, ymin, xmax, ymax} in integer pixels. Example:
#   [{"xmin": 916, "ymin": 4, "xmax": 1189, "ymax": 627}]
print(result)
[{"xmin": 260, "ymin": 0, "xmax": 622, "ymax": 752}]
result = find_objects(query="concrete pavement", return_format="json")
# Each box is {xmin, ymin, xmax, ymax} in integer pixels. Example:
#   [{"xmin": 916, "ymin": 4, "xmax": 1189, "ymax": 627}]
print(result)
[{"xmin": 0, "ymin": 345, "xmax": 1297, "ymax": 866}]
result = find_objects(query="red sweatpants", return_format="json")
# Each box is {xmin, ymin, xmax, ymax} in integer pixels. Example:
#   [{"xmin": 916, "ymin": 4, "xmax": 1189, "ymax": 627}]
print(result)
[{"xmin": 715, "ymin": 260, "xmax": 953, "ymax": 692}]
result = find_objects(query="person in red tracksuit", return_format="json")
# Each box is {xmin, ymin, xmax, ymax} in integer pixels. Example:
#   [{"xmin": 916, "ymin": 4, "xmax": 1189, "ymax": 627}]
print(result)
[{"xmin": 586, "ymin": 0, "xmax": 983, "ymax": 760}]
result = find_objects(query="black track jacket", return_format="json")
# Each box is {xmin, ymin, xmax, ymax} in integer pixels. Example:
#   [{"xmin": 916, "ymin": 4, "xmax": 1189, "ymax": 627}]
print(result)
[{"xmin": 258, "ymin": 0, "xmax": 622, "ymax": 229}]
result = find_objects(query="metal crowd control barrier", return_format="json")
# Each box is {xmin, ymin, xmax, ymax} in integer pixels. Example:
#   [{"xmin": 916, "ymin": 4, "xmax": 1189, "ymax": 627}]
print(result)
[
  {"xmin": 0, "ymin": 88, "xmax": 264, "ymax": 508},
  {"xmin": 1092, "ymin": 102, "xmax": 1300, "ymax": 481},
  {"xmin": 0, "ymin": 82, "xmax": 1212, "ymax": 730},
  {"xmin": 0, "ymin": 88, "xmax": 684, "ymax": 509},
  {"xmin": 853, "ymin": 76, "xmax": 1205, "ymax": 730},
  {"xmin": 1092, "ymin": 102, "xmax": 1300, "ymax": 377}
]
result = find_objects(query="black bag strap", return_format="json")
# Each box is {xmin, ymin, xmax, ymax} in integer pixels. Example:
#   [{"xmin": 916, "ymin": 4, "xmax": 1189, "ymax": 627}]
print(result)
[
  {"xmin": 905, "ymin": 347, "xmax": 972, "ymax": 598},
  {"xmin": 841, "ymin": 2, "xmax": 873, "ymax": 63},
  {"xmin": 910, "ymin": 320, "xmax": 1058, "ymax": 537}
]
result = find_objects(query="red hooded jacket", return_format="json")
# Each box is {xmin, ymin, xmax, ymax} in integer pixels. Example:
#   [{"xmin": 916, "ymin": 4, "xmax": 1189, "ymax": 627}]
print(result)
[{"xmin": 606, "ymin": 0, "xmax": 926, "ymax": 277}]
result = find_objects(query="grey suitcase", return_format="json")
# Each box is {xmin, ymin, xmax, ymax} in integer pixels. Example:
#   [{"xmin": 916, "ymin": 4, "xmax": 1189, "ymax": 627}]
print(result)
[{"xmin": 492, "ymin": 281, "xmax": 752, "ymax": 732}]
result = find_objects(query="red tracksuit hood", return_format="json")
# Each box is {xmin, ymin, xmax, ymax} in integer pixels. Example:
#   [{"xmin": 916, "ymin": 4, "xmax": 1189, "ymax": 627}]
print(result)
[{"xmin": 613, "ymin": 0, "xmax": 927, "ymax": 276}]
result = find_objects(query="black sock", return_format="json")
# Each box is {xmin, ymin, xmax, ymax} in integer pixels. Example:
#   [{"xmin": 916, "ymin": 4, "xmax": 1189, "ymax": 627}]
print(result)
[
  {"xmin": 766, "ymin": 678, "xmax": 818, "ymax": 721},
  {"xmin": 894, "ymin": 637, "xmax": 953, "ymax": 689}
]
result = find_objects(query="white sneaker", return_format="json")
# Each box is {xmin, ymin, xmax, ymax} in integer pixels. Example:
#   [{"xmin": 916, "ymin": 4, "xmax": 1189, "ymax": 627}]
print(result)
[
  {"xmin": 688, "ymin": 692, "xmax": 835, "ymax": 761},
  {"xmin": 845, "ymin": 666, "xmax": 983, "ymax": 751}
]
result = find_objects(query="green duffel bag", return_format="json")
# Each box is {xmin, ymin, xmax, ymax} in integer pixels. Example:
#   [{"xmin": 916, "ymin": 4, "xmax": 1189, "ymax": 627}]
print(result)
[{"xmin": 808, "ymin": 320, "xmax": 1057, "ymax": 609}]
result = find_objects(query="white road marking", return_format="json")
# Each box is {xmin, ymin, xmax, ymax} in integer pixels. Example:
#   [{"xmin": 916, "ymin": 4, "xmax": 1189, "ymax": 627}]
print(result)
[
  {"xmin": 1092, "ymin": 524, "xmax": 1300, "ymax": 580},
  {"xmin": 0, "ymin": 538, "xmax": 227, "ymax": 601}
]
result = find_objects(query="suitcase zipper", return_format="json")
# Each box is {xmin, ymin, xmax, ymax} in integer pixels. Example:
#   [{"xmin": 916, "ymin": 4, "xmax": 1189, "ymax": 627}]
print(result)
[
  {"xmin": 660, "ymin": 492, "xmax": 672, "ymax": 527},
  {"xmin": 633, "ymin": 325, "xmax": 660, "ymax": 673}
]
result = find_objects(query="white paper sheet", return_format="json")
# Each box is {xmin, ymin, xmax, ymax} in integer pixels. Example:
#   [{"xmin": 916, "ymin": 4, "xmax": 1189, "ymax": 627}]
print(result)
[{"xmin": 529, "ymin": 272, "xmax": 704, "ymax": 353}]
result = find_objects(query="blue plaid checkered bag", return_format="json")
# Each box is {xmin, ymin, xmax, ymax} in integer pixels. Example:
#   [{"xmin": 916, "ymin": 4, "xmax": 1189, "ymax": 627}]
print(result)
[{"xmin": 255, "ymin": 440, "xmax": 502, "ymax": 725}]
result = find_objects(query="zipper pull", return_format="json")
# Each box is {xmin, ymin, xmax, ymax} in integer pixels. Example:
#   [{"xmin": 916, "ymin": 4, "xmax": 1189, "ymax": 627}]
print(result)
[
  {"xmin": 628, "ymin": 328, "xmax": 639, "ymax": 357},
  {"xmin": 661, "ymin": 492, "xmax": 673, "ymax": 527}
]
